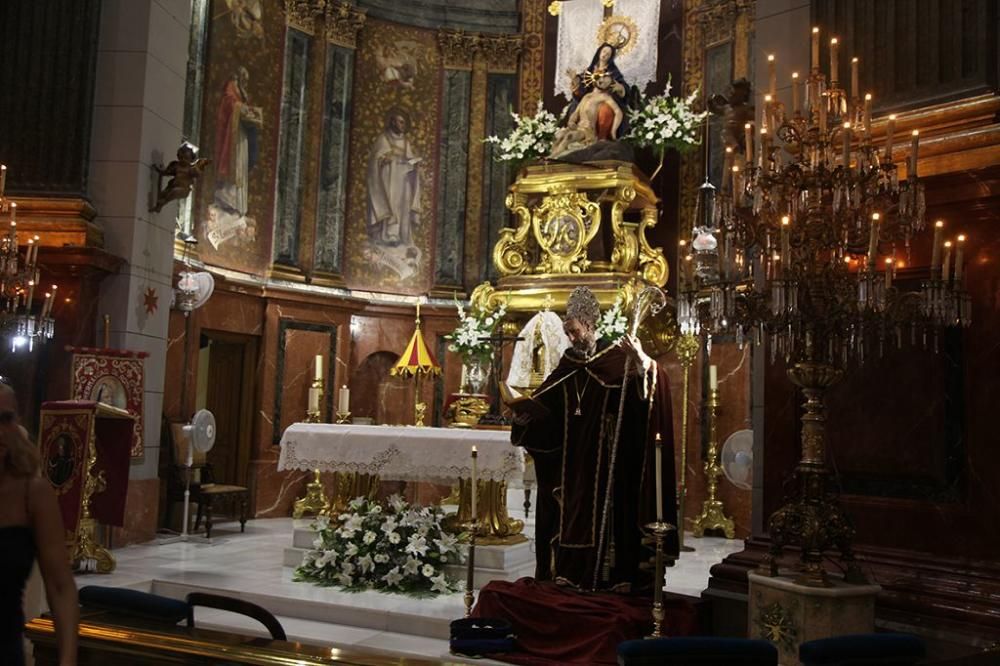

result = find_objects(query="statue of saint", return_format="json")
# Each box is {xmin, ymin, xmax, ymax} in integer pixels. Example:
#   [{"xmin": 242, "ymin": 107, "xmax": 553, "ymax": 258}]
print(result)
[
  {"xmin": 549, "ymin": 74, "xmax": 623, "ymax": 159},
  {"xmin": 566, "ymin": 43, "xmax": 630, "ymax": 141}
]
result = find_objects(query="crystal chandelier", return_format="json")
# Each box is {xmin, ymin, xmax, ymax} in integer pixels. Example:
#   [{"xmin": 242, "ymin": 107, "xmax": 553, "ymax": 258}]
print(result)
[
  {"xmin": 678, "ymin": 30, "xmax": 971, "ymax": 585},
  {"xmin": 0, "ymin": 167, "xmax": 57, "ymax": 352}
]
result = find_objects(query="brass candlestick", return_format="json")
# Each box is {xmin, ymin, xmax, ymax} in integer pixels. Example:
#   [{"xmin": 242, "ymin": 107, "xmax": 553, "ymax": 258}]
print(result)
[
  {"xmin": 674, "ymin": 333, "xmax": 700, "ymax": 552},
  {"xmin": 644, "ymin": 521, "xmax": 676, "ymax": 639},
  {"xmin": 692, "ymin": 386, "xmax": 735, "ymax": 538},
  {"xmin": 292, "ymin": 469, "xmax": 330, "ymax": 519},
  {"xmin": 335, "ymin": 411, "xmax": 351, "ymax": 424},
  {"xmin": 464, "ymin": 518, "xmax": 478, "ymax": 617},
  {"xmin": 306, "ymin": 377, "xmax": 324, "ymax": 423}
]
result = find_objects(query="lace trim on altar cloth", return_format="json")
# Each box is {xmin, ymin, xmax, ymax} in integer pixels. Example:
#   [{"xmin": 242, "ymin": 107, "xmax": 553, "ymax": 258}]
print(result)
[
  {"xmin": 280, "ymin": 440, "xmax": 524, "ymax": 485},
  {"xmin": 553, "ymin": 0, "xmax": 661, "ymax": 101}
]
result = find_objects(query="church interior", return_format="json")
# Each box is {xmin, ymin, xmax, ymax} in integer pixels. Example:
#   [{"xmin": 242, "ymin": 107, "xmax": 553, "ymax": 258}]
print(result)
[{"xmin": 1, "ymin": 0, "xmax": 998, "ymax": 664}]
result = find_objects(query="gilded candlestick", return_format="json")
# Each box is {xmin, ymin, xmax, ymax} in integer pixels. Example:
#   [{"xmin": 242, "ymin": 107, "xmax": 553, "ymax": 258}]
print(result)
[
  {"xmin": 643, "ymin": 520, "xmax": 676, "ymax": 639},
  {"xmin": 334, "ymin": 410, "xmax": 351, "ymax": 424},
  {"xmin": 674, "ymin": 333, "xmax": 700, "ymax": 552},
  {"xmin": 692, "ymin": 385, "xmax": 735, "ymax": 539},
  {"xmin": 464, "ymin": 519, "xmax": 478, "ymax": 617}
]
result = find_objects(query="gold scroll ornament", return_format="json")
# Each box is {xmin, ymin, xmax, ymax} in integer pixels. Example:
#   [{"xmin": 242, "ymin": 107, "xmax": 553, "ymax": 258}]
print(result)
[{"xmin": 443, "ymin": 478, "xmax": 526, "ymax": 545}]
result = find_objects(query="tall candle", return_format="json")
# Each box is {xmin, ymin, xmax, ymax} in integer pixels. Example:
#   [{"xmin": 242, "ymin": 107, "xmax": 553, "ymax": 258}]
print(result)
[
  {"xmin": 954, "ymin": 234, "xmax": 966, "ymax": 283},
  {"xmin": 910, "ymin": 130, "xmax": 919, "ymax": 177},
  {"xmin": 931, "ymin": 220, "xmax": 943, "ymax": 270},
  {"xmin": 338, "ymin": 385, "xmax": 350, "ymax": 413},
  {"xmin": 744, "ymin": 122, "xmax": 753, "ymax": 164},
  {"xmin": 25, "ymin": 280, "xmax": 34, "ymax": 311},
  {"xmin": 314, "ymin": 354, "xmax": 323, "ymax": 381},
  {"xmin": 470, "ymin": 446, "xmax": 478, "ymax": 522},
  {"xmin": 885, "ymin": 114, "xmax": 896, "ymax": 160},
  {"xmin": 762, "ymin": 95, "xmax": 772, "ymax": 133},
  {"xmin": 842, "ymin": 122, "xmax": 852, "ymax": 166},
  {"xmin": 829, "ymin": 38, "xmax": 839, "ymax": 83},
  {"xmin": 41, "ymin": 292, "xmax": 52, "ymax": 319},
  {"xmin": 45, "ymin": 285, "xmax": 57, "ymax": 318},
  {"xmin": 941, "ymin": 241, "xmax": 953, "ymax": 282},
  {"xmin": 863, "ymin": 94, "xmax": 872, "ymax": 137},
  {"xmin": 780, "ymin": 216, "xmax": 791, "ymax": 273},
  {"xmin": 791, "ymin": 72, "xmax": 800, "ymax": 114},
  {"xmin": 868, "ymin": 213, "xmax": 881, "ymax": 266},
  {"xmin": 709, "ymin": 364, "xmax": 718, "ymax": 390},
  {"xmin": 654, "ymin": 433, "xmax": 663, "ymax": 523},
  {"xmin": 819, "ymin": 92, "xmax": 828, "ymax": 132},
  {"xmin": 767, "ymin": 54, "xmax": 776, "ymax": 97},
  {"xmin": 26, "ymin": 239, "xmax": 34, "ymax": 268},
  {"xmin": 811, "ymin": 27, "xmax": 820, "ymax": 70},
  {"xmin": 850, "ymin": 57, "xmax": 859, "ymax": 99},
  {"xmin": 308, "ymin": 384, "xmax": 321, "ymax": 414},
  {"xmin": 0, "ymin": 165, "xmax": 6, "ymax": 197},
  {"xmin": 9, "ymin": 201, "xmax": 15, "ymax": 223},
  {"xmin": 884, "ymin": 257, "xmax": 894, "ymax": 291},
  {"xmin": 760, "ymin": 128, "xmax": 770, "ymax": 168},
  {"xmin": 685, "ymin": 254, "xmax": 694, "ymax": 285}
]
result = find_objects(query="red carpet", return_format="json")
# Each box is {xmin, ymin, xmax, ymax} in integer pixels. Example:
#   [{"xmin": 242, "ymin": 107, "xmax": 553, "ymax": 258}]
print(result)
[{"xmin": 471, "ymin": 578, "xmax": 701, "ymax": 665}]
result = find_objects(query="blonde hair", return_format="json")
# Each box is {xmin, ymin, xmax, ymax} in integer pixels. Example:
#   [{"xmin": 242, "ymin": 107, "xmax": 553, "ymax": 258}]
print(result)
[{"xmin": 2, "ymin": 427, "xmax": 39, "ymax": 478}]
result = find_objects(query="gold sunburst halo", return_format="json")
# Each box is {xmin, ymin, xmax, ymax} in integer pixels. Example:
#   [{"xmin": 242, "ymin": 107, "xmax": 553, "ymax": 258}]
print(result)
[{"xmin": 596, "ymin": 14, "xmax": 638, "ymax": 56}]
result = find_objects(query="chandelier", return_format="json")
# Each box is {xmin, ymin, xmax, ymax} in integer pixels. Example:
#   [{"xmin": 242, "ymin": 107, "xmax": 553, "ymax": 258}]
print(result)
[
  {"xmin": 678, "ymin": 30, "xmax": 971, "ymax": 585},
  {"xmin": 0, "ymin": 167, "xmax": 57, "ymax": 352}
]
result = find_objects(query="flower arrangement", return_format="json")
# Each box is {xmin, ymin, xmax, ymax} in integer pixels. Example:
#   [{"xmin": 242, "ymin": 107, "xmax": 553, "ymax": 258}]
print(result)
[
  {"xmin": 484, "ymin": 101, "xmax": 560, "ymax": 163},
  {"xmin": 596, "ymin": 296, "xmax": 629, "ymax": 342},
  {"xmin": 446, "ymin": 300, "xmax": 507, "ymax": 361},
  {"xmin": 294, "ymin": 496, "xmax": 463, "ymax": 596},
  {"xmin": 626, "ymin": 77, "xmax": 709, "ymax": 158}
]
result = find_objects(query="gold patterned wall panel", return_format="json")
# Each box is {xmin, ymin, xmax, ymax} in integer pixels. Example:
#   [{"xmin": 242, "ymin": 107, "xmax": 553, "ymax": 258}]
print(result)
[
  {"xmin": 343, "ymin": 19, "xmax": 441, "ymax": 295},
  {"xmin": 680, "ymin": 0, "xmax": 754, "ymax": 240},
  {"xmin": 519, "ymin": 0, "xmax": 546, "ymax": 114}
]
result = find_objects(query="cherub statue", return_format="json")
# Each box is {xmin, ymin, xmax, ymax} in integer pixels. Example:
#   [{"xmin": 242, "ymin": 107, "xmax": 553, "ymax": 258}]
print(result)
[
  {"xmin": 150, "ymin": 142, "xmax": 211, "ymax": 213},
  {"xmin": 707, "ymin": 78, "xmax": 755, "ymax": 155}
]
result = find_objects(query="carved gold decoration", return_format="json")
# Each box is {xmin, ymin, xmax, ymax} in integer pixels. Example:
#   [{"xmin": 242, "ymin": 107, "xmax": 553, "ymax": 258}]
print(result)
[
  {"xmin": 444, "ymin": 479, "xmax": 526, "ymax": 545},
  {"xmin": 74, "ymin": 429, "xmax": 114, "ymax": 573},
  {"xmin": 446, "ymin": 395, "xmax": 490, "ymax": 428},
  {"xmin": 638, "ymin": 208, "xmax": 669, "ymax": 286},
  {"xmin": 755, "ymin": 600, "xmax": 797, "ymax": 651},
  {"xmin": 292, "ymin": 469, "xmax": 330, "ymax": 519},
  {"xmin": 692, "ymin": 386, "xmax": 735, "ymax": 539},
  {"xmin": 283, "ymin": 0, "xmax": 322, "ymax": 34},
  {"xmin": 532, "ymin": 187, "xmax": 602, "ymax": 274},
  {"xmin": 323, "ymin": 1, "xmax": 366, "ymax": 48},
  {"xmin": 609, "ymin": 185, "xmax": 638, "ymax": 273},
  {"xmin": 493, "ymin": 192, "xmax": 533, "ymax": 277},
  {"xmin": 437, "ymin": 29, "xmax": 480, "ymax": 70},
  {"xmin": 330, "ymin": 472, "xmax": 380, "ymax": 515},
  {"xmin": 479, "ymin": 34, "xmax": 523, "ymax": 73},
  {"xmin": 519, "ymin": 0, "xmax": 546, "ymax": 114}
]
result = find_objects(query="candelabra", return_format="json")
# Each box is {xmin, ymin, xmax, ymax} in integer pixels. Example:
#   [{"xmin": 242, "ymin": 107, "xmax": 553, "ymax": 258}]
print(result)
[
  {"xmin": 0, "ymin": 168, "xmax": 57, "ymax": 352},
  {"xmin": 678, "ymin": 30, "xmax": 971, "ymax": 586},
  {"xmin": 691, "ymin": 383, "xmax": 734, "ymax": 539}
]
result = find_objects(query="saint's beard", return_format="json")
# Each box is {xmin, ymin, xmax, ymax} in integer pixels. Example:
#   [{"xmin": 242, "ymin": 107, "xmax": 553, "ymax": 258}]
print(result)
[{"xmin": 568, "ymin": 335, "xmax": 596, "ymax": 359}]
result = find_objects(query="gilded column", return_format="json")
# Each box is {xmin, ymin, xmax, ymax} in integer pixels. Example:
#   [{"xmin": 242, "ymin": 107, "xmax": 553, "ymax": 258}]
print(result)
[{"xmin": 463, "ymin": 37, "xmax": 488, "ymax": 290}]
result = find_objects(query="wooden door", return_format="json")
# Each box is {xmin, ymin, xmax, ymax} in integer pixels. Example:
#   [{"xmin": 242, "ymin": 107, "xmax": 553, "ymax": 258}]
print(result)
[{"xmin": 203, "ymin": 334, "xmax": 255, "ymax": 486}]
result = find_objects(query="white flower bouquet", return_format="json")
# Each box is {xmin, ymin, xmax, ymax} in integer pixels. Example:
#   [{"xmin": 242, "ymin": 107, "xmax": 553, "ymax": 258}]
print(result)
[
  {"xmin": 596, "ymin": 296, "xmax": 628, "ymax": 343},
  {"xmin": 626, "ymin": 77, "xmax": 708, "ymax": 169},
  {"xmin": 484, "ymin": 101, "xmax": 560, "ymax": 163},
  {"xmin": 446, "ymin": 300, "xmax": 507, "ymax": 361},
  {"xmin": 294, "ymin": 495, "xmax": 463, "ymax": 596}
]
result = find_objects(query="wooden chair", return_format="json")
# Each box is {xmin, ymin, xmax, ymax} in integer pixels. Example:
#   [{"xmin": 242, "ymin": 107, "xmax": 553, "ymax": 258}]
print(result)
[{"xmin": 167, "ymin": 422, "xmax": 249, "ymax": 539}]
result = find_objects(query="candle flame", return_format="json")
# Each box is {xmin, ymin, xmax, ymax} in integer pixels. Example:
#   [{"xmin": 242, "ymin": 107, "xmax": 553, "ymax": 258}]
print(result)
[
  {"xmin": 679, "ymin": 239, "xmax": 687, "ymax": 247},
  {"xmin": 725, "ymin": 146, "xmax": 733, "ymax": 153},
  {"xmin": 732, "ymin": 165, "xmax": 740, "ymax": 173},
  {"xmin": 685, "ymin": 254, "xmax": 693, "ymax": 262},
  {"xmin": 865, "ymin": 93, "xmax": 872, "ymax": 101},
  {"xmin": 852, "ymin": 57, "xmax": 859, "ymax": 63},
  {"xmin": 768, "ymin": 54, "xmax": 775, "ymax": 62},
  {"xmin": 889, "ymin": 113, "xmax": 897, "ymax": 120},
  {"xmin": 744, "ymin": 122, "xmax": 752, "ymax": 129},
  {"xmin": 944, "ymin": 241, "xmax": 952, "ymax": 248},
  {"xmin": 792, "ymin": 72, "xmax": 799, "ymax": 79},
  {"xmin": 843, "ymin": 121, "xmax": 851, "ymax": 128},
  {"xmin": 471, "ymin": 445, "xmax": 477, "ymax": 453},
  {"xmin": 912, "ymin": 129, "xmax": 919, "ymax": 136},
  {"xmin": 830, "ymin": 37, "xmax": 838, "ymax": 45},
  {"xmin": 958, "ymin": 234, "xmax": 966, "ymax": 242},
  {"xmin": 935, "ymin": 220, "xmax": 944, "ymax": 228},
  {"xmin": 885, "ymin": 257, "xmax": 893, "ymax": 265},
  {"xmin": 812, "ymin": 26, "xmax": 819, "ymax": 34},
  {"xmin": 764, "ymin": 94, "xmax": 772, "ymax": 102},
  {"xmin": 872, "ymin": 212, "xmax": 881, "ymax": 220},
  {"xmin": 781, "ymin": 216, "xmax": 790, "ymax": 226},
  {"xmin": 897, "ymin": 260, "xmax": 906, "ymax": 268},
  {"xmin": 844, "ymin": 256, "xmax": 852, "ymax": 264}
]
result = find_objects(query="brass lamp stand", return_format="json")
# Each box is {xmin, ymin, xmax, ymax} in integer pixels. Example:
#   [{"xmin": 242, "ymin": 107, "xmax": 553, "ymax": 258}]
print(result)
[
  {"xmin": 293, "ymin": 378, "xmax": 331, "ymax": 519},
  {"xmin": 643, "ymin": 521, "xmax": 676, "ymax": 638},
  {"xmin": 691, "ymin": 385, "xmax": 735, "ymax": 539},
  {"xmin": 674, "ymin": 333, "xmax": 700, "ymax": 551}
]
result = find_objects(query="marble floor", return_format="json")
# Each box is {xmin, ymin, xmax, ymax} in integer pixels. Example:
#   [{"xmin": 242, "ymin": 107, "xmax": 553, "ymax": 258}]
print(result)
[{"xmin": 71, "ymin": 502, "xmax": 743, "ymax": 664}]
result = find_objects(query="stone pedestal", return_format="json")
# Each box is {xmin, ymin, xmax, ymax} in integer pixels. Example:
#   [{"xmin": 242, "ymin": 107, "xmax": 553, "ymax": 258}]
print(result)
[{"xmin": 748, "ymin": 572, "xmax": 881, "ymax": 666}]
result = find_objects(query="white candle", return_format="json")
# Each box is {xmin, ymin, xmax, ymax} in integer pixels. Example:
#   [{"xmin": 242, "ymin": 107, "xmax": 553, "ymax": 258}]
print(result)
[
  {"xmin": 954, "ymin": 235, "xmax": 966, "ymax": 283},
  {"xmin": 931, "ymin": 220, "xmax": 943, "ymax": 270},
  {"xmin": 0, "ymin": 165, "xmax": 6, "ymax": 197},
  {"xmin": 338, "ymin": 385, "xmax": 350, "ymax": 413},
  {"xmin": 767, "ymin": 54, "xmax": 776, "ymax": 97},
  {"xmin": 44, "ymin": 285, "xmax": 57, "ymax": 318},
  {"xmin": 654, "ymin": 433, "xmax": 663, "ymax": 523},
  {"xmin": 851, "ymin": 57, "xmax": 859, "ymax": 99},
  {"xmin": 864, "ymin": 94, "xmax": 872, "ymax": 137},
  {"xmin": 9, "ymin": 201, "xmax": 16, "ymax": 223},
  {"xmin": 884, "ymin": 257, "xmax": 894, "ymax": 291},
  {"xmin": 842, "ymin": 122, "xmax": 852, "ymax": 166},
  {"xmin": 829, "ymin": 38, "xmax": 839, "ymax": 83},
  {"xmin": 314, "ymin": 354, "xmax": 323, "ymax": 381},
  {"xmin": 941, "ymin": 241, "xmax": 952, "ymax": 283},
  {"xmin": 470, "ymin": 446, "xmax": 478, "ymax": 522},
  {"xmin": 868, "ymin": 213, "xmax": 881, "ymax": 267},
  {"xmin": 744, "ymin": 122, "xmax": 753, "ymax": 164},
  {"xmin": 910, "ymin": 130, "xmax": 919, "ymax": 177},
  {"xmin": 709, "ymin": 364, "xmax": 718, "ymax": 390},
  {"xmin": 308, "ymin": 385, "xmax": 321, "ymax": 413},
  {"xmin": 811, "ymin": 27, "xmax": 820, "ymax": 71},
  {"xmin": 781, "ymin": 216, "xmax": 791, "ymax": 273},
  {"xmin": 885, "ymin": 114, "xmax": 896, "ymax": 160},
  {"xmin": 791, "ymin": 72, "xmax": 800, "ymax": 115},
  {"xmin": 25, "ymin": 280, "xmax": 34, "ymax": 311}
]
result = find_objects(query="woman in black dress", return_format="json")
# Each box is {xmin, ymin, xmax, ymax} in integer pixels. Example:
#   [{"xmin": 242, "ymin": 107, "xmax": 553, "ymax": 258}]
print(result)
[{"xmin": 0, "ymin": 388, "xmax": 78, "ymax": 666}]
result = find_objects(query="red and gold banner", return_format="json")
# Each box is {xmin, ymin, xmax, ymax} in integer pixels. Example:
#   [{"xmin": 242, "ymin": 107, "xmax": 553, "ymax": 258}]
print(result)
[{"xmin": 68, "ymin": 347, "xmax": 147, "ymax": 458}]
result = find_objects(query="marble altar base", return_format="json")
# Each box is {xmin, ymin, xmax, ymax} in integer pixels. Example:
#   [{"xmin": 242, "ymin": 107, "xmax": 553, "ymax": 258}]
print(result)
[
  {"xmin": 284, "ymin": 520, "xmax": 535, "ymax": 589},
  {"xmin": 748, "ymin": 571, "xmax": 881, "ymax": 666}
]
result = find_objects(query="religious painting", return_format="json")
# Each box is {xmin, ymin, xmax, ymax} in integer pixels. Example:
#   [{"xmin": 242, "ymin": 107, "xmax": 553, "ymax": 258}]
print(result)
[
  {"xmin": 38, "ymin": 409, "xmax": 90, "ymax": 542},
  {"xmin": 195, "ymin": 0, "xmax": 283, "ymax": 275},
  {"xmin": 344, "ymin": 20, "xmax": 440, "ymax": 294},
  {"xmin": 68, "ymin": 347, "xmax": 148, "ymax": 458}
]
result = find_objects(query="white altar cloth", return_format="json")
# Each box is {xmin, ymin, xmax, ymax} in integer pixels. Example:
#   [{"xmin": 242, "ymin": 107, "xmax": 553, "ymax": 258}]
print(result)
[{"xmin": 278, "ymin": 423, "xmax": 523, "ymax": 486}]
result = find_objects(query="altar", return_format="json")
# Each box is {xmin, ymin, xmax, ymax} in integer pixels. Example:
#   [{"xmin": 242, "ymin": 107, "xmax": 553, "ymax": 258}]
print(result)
[{"xmin": 278, "ymin": 423, "xmax": 535, "ymax": 588}]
